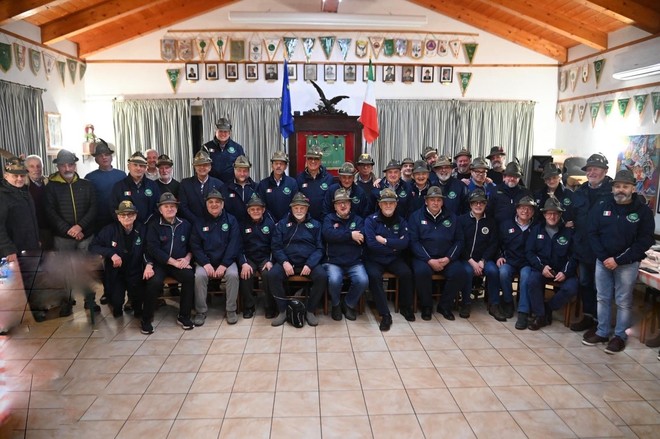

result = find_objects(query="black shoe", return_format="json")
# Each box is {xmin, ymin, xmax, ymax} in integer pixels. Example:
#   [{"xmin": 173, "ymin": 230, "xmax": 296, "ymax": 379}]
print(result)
[
  {"xmin": 459, "ymin": 303, "xmax": 471, "ymax": 319},
  {"xmin": 582, "ymin": 328, "xmax": 609, "ymax": 346},
  {"xmin": 528, "ymin": 316, "xmax": 546, "ymax": 331},
  {"xmin": 84, "ymin": 301, "xmax": 101, "ymax": 313},
  {"xmin": 242, "ymin": 307, "xmax": 255, "ymax": 319},
  {"xmin": 501, "ymin": 301, "xmax": 514, "ymax": 318},
  {"xmin": 515, "ymin": 312, "xmax": 529, "ymax": 330},
  {"xmin": 570, "ymin": 315, "xmax": 596, "ymax": 332},
  {"xmin": 33, "ymin": 311, "xmax": 46, "ymax": 322},
  {"xmin": 379, "ymin": 314, "xmax": 392, "ymax": 331},
  {"xmin": 544, "ymin": 302, "xmax": 553, "ymax": 326},
  {"xmin": 604, "ymin": 336, "xmax": 626, "ymax": 354},
  {"xmin": 99, "ymin": 295, "xmax": 109, "ymax": 305},
  {"xmin": 59, "ymin": 300, "xmax": 73, "ymax": 317},
  {"xmin": 331, "ymin": 304, "xmax": 343, "ymax": 321},
  {"xmin": 489, "ymin": 304, "xmax": 507, "ymax": 322},
  {"xmin": 140, "ymin": 320, "xmax": 154, "ymax": 335},
  {"xmin": 421, "ymin": 307, "xmax": 433, "ymax": 321},
  {"xmin": 437, "ymin": 306, "xmax": 455, "ymax": 321},
  {"xmin": 177, "ymin": 315, "xmax": 194, "ymax": 330},
  {"xmin": 400, "ymin": 307, "xmax": 416, "ymax": 322},
  {"xmin": 342, "ymin": 302, "xmax": 357, "ymax": 321},
  {"xmin": 112, "ymin": 307, "xmax": 123, "ymax": 318},
  {"xmin": 123, "ymin": 300, "xmax": 133, "ymax": 312},
  {"xmin": 265, "ymin": 309, "xmax": 277, "ymax": 319}
]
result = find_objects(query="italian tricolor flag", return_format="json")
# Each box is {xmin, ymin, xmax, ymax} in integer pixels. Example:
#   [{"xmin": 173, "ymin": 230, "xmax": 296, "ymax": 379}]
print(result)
[{"xmin": 358, "ymin": 59, "xmax": 379, "ymax": 144}]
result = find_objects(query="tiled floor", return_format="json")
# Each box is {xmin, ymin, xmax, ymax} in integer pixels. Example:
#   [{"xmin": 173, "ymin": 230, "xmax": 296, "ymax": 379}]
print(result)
[{"xmin": 1, "ymin": 292, "xmax": 659, "ymax": 439}]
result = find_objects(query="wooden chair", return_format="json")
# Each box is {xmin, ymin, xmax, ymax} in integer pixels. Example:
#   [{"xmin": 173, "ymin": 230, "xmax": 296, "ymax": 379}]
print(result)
[
  {"xmin": 412, "ymin": 273, "xmax": 446, "ymax": 313},
  {"xmin": 640, "ymin": 287, "xmax": 660, "ymax": 344}
]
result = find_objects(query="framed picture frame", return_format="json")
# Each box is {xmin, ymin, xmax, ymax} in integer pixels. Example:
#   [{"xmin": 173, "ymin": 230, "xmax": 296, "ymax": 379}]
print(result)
[
  {"xmin": 45, "ymin": 112, "xmax": 62, "ymax": 154},
  {"xmin": 383, "ymin": 65, "xmax": 395, "ymax": 83},
  {"xmin": 225, "ymin": 63, "xmax": 238, "ymax": 80},
  {"xmin": 344, "ymin": 64, "xmax": 357, "ymax": 82},
  {"xmin": 245, "ymin": 63, "xmax": 258, "ymax": 80},
  {"xmin": 324, "ymin": 64, "xmax": 337, "ymax": 82},
  {"xmin": 440, "ymin": 66, "xmax": 453, "ymax": 83},
  {"xmin": 265, "ymin": 63, "xmax": 278, "ymax": 81},
  {"xmin": 420, "ymin": 66, "xmax": 434, "ymax": 83},
  {"xmin": 287, "ymin": 63, "xmax": 297, "ymax": 80},
  {"xmin": 185, "ymin": 63, "xmax": 199, "ymax": 81},
  {"xmin": 363, "ymin": 64, "xmax": 375, "ymax": 82},
  {"xmin": 205, "ymin": 63, "xmax": 218, "ymax": 80},
  {"xmin": 304, "ymin": 64, "xmax": 317, "ymax": 81},
  {"xmin": 402, "ymin": 66, "xmax": 414, "ymax": 83}
]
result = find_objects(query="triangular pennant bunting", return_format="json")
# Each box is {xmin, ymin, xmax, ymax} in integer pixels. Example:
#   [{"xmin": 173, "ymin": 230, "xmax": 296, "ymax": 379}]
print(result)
[
  {"xmin": 590, "ymin": 102, "xmax": 601, "ymax": 127},
  {"xmin": 264, "ymin": 38, "xmax": 280, "ymax": 61},
  {"xmin": 319, "ymin": 36, "xmax": 335, "ymax": 60},
  {"xmin": 438, "ymin": 40, "xmax": 449, "ymax": 57},
  {"xmin": 0, "ymin": 43, "xmax": 12, "ymax": 73},
  {"xmin": 569, "ymin": 68, "xmax": 578, "ymax": 91},
  {"xmin": 463, "ymin": 43, "xmax": 478, "ymax": 64},
  {"xmin": 383, "ymin": 39, "xmax": 394, "ymax": 57},
  {"xmin": 66, "ymin": 58, "xmax": 77, "ymax": 84},
  {"xmin": 177, "ymin": 39, "xmax": 194, "ymax": 61},
  {"xmin": 603, "ymin": 100, "xmax": 614, "ymax": 117},
  {"xmin": 29, "ymin": 49, "xmax": 41, "ymax": 75},
  {"xmin": 43, "ymin": 53, "xmax": 55, "ymax": 80},
  {"xmin": 337, "ymin": 38, "xmax": 351, "ymax": 60},
  {"xmin": 369, "ymin": 37, "xmax": 383, "ymax": 58},
  {"xmin": 559, "ymin": 71, "xmax": 567, "ymax": 92},
  {"xmin": 355, "ymin": 40, "xmax": 368, "ymax": 58},
  {"xmin": 249, "ymin": 41, "xmax": 262, "ymax": 62},
  {"xmin": 161, "ymin": 38, "xmax": 177, "ymax": 61},
  {"xmin": 410, "ymin": 40, "xmax": 423, "ymax": 59},
  {"xmin": 283, "ymin": 37, "xmax": 297, "ymax": 60},
  {"xmin": 593, "ymin": 59, "xmax": 605, "ymax": 88},
  {"xmin": 395, "ymin": 39, "xmax": 408, "ymax": 56},
  {"xmin": 196, "ymin": 39, "xmax": 210, "ymax": 61},
  {"xmin": 581, "ymin": 63, "xmax": 589, "ymax": 83},
  {"xmin": 79, "ymin": 62, "xmax": 86, "ymax": 80},
  {"xmin": 449, "ymin": 40, "xmax": 461, "ymax": 58},
  {"xmin": 215, "ymin": 36, "xmax": 228, "ymax": 59},
  {"xmin": 557, "ymin": 105, "xmax": 564, "ymax": 122},
  {"xmin": 568, "ymin": 104, "xmax": 575, "ymax": 122},
  {"xmin": 56, "ymin": 60, "xmax": 66, "ymax": 86},
  {"xmin": 230, "ymin": 40, "xmax": 245, "ymax": 61},
  {"xmin": 653, "ymin": 92, "xmax": 660, "ymax": 124},
  {"xmin": 633, "ymin": 94, "xmax": 648, "ymax": 117},
  {"xmin": 617, "ymin": 98, "xmax": 630, "ymax": 117},
  {"xmin": 166, "ymin": 68, "xmax": 180, "ymax": 93},
  {"xmin": 458, "ymin": 72, "xmax": 472, "ymax": 97},
  {"xmin": 302, "ymin": 37, "xmax": 315, "ymax": 61},
  {"xmin": 578, "ymin": 103, "xmax": 587, "ymax": 122},
  {"xmin": 424, "ymin": 40, "xmax": 437, "ymax": 57},
  {"xmin": 13, "ymin": 43, "xmax": 26, "ymax": 71}
]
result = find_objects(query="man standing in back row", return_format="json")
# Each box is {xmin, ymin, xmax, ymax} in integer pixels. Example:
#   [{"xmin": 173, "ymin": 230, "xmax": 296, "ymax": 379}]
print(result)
[{"xmin": 204, "ymin": 117, "xmax": 245, "ymax": 185}]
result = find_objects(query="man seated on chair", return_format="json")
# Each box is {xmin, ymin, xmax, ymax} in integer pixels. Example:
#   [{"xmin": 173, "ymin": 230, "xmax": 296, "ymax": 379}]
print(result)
[
  {"xmin": 525, "ymin": 197, "xmax": 578, "ymax": 330},
  {"xmin": 143, "ymin": 192, "xmax": 195, "ymax": 334},
  {"xmin": 322, "ymin": 188, "xmax": 368, "ymax": 321},
  {"xmin": 457, "ymin": 189, "xmax": 500, "ymax": 320},
  {"xmin": 190, "ymin": 189, "xmax": 241, "ymax": 326},
  {"xmin": 269, "ymin": 193, "xmax": 327, "ymax": 327},
  {"xmin": 239, "ymin": 195, "xmax": 276, "ymax": 319},
  {"xmin": 364, "ymin": 188, "xmax": 414, "ymax": 331},
  {"xmin": 409, "ymin": 186, "xmax": 466, "ymax": 321}
]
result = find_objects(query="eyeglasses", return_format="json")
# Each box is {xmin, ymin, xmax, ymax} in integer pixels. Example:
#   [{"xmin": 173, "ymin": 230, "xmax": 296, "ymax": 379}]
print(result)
[
  {"xmin": 472, "ymin": 170, "xmax": 487, "ymax": 175},
  {"xmin": 471, "ymin": 200, "xmax": 486, "ymax": 205}
]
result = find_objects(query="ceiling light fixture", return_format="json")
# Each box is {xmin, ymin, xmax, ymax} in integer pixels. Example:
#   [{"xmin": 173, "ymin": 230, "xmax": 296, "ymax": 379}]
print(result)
[{"xmin": 228, "ymin": 11, "xmax": 428, "ymax": 28}]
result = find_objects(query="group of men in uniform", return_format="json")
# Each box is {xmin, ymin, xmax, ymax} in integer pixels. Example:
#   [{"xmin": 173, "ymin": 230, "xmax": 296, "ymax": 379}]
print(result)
[{"xmin": 0, "ymin": 118, "xmax": 654, "ymax": 354}]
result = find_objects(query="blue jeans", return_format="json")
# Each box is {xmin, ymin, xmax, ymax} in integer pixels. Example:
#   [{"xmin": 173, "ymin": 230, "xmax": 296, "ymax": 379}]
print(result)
[
  {"xmin": 460, "ymin": 260, "xmax": 499, "ymax": 305},
  {"xmin": 498, "ymin": 263, "xmax": 530, "ymax": 307},
  {"xmin": 323, "ymin": 263, "xmax": 368, "ymax": 309},
  {"xmin": 595, "ymin": 259, "xmax": 639, "ymax": 341}
]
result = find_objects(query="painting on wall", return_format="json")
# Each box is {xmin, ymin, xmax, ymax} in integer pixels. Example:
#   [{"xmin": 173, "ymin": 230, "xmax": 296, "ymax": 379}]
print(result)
[
  {"xmin": 615, "ymin": 134, "xmax": 658, "ymax": 213},
  {"xmin": 45, "ymin": 112, "xmax": 62, "ymax": 155}
]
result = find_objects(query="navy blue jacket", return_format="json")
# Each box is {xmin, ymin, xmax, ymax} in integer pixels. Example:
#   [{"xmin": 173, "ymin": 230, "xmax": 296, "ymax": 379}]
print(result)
[
  {"xmin": 111, "ymin": 176, "xmax": 160, "ymax": 225},
  {"xmin": 588, "ymin": 194, "xmax": 654, "ymax": 265},
  {"xmin": 571, "ymin": 177, "xmax": 613, "ymax": 262},
  {"xmin": 467, "ymin": 179, "xmax": 497, "ymax": 199},
  {"xmin": 85, "ymin": 168, "xmax": 127, "ymax": 230},
  {"xmin": 145, "ymin": 216, "xmax": 192, "ymax": 265},
  {"xmin": 355, "ymin": 173, "xmax": 376, "ymax": 205},
  {"xmin": 322, "ymin": 182, "xmax": 371, "ymax": 218},
  {"xmin": 437, "ymin": 177, "xmax": 469, "ymax": 216},
  {"xmin": 178, "ymin": 176, "xmax": 226, "ymax": 226},
  {"xmin": 371, "ymin": 179, "xmax": 411, "ymax": 219},
  {"xmin": 409, "ymin": 183, "xmax": 430, "ymax": 213},
  {"xmin": 191, "ymin": 210, "xmax": 241, "ymax": 267},
  {"xmin": 225, "ymin": 178, "xmax": 257, "ymax": 225},
  {"xmin": 272, "ymin": 213, "xmax": 323, "ymax": 268},
  {"xmin": 533, "ymin": 184, "xmax": 573, "ymax": 223},
  {"xmin": 322, "ymin": 212, "xmax": 364, "ymax": 268},
  {"xmin": 498, "ymin": 218, "xmax": 534, "ymax": 269},
  {"xmin": 256, "ymin": 173, "xmax": 299, "ymax": 222},
  {"xmin": 296, "ymin": 167, "xmax": 335, "ymax": 221},
  {"xmin": 408, "ymin": 207, "xmax": 463, "ymax": 262},
  {"xmin": 204, "ymin": 138, "xmax": 245, "ymax": 184},
  {"xmin": 526, "ymin": 222, "xmax": 577, "ymax": 276},
  {"xmin": 157, "ymin": 178, "xmax": 180, "ymax": 199},
  {"xmin": 90, "ymin": 221, "xmax": 146, "ymax": 280},
  {"xmin": 488, "ymin": 184, "xmax": 532, "ymax": 224},
  {"xmin": 364, "ymin": 212, "xmax": 410, "ymax": 265},
  {"xmin": 458, "ymin": 212, "xmax": 499, "ymax": 262},
  {"xmin": 239, "ymin": 215, "xmax": 275, "ymax": 266}
]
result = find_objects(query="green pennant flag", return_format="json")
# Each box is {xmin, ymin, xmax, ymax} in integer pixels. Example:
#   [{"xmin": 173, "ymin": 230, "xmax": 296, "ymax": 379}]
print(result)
[
  {"xmin": 653, "ymin": 92, "xmax": 660, "ymax": 124},
  {"xmin": 0, "ymin": 43, "xmax": 12, "ymax": 73},
  {"xmin": 458, "ymin": 72, "xmax": 472, "ymax": 97},
  {"xmin": 593, "ymin": 59, "xmax": 605, "ymax": 88},
  {"xmin": 166, "ymin": 68, "xmax": 180, "ymax": 93},
  {"xmin": 590, "ymin": 102, "xmax": 601, "ymax": 127},
  {"xmin": 603, "ymin": 100, "xmax": 614, "ymax": 117},
  {"xmin": 56, "ymin": 60, "xmax": 66, "ymax": 86},
  {"xmin": 66, "ymin": 58, "xmax": 77, "ymax": 84},
  {"xmin": 79, "ymin": 62, "xmax": 86, "ymax": 80},
  {"xmin": 318, "ymin": 36, "xmax": 335, "ymax": 60},
  {"xmin": 617, "ymin": 98, "xmax": 630, "ymax": 117},
  {"xmin": 383, "ymin": 39, "xmax": 394, "ymax": 57},
  {"xmin": 633, "ymin": 94, "xmax": 648, "ymax": 117},
  {"xmin": 463, "ymin": 43, "xmax": 478, "ymax": 64},
  {"xmin": 283, "ymin": 37, "xmax": 297, "ymax": 59}
]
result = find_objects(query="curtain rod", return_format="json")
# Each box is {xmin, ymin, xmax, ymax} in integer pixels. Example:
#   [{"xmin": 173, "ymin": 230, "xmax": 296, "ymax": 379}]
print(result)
[{"xmin": 0, "ymin": 79, "xmax": 46, "ymax": 92}]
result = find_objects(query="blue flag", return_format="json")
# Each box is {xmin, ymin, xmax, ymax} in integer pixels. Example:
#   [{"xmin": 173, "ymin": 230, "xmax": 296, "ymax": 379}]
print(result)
[{"xmin": 280, "ymin": 60, "xmax": 294, "ymax": 139}]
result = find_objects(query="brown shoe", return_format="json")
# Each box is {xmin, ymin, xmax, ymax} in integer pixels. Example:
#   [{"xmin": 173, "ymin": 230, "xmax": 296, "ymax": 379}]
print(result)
[
  {"xmin": 582, "ymin": 328, "xmax": 608, "ymax": 346},
  {"xmin": 604, "ymin": 336, "xmax": 626, "ymax": 354}
]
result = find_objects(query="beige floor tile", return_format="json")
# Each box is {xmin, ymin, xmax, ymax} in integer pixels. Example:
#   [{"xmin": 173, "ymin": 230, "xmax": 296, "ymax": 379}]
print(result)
[
  {"xmin": 534, "ymin": 347, "xmax": 581, "ymax": 365},
  {"xmin": 171, "ymin": 339, "xmax": 212, "ymax": 355},
  {"xmin": 450, "ymin": 387, "xmax": 505, "ymax": 412},
  {"xmin": 129, "ymin": 393, "xmax": 186, "ymax": 420},
  {"xmin": 146, "ymin": 372, "xmax": 196, "ymax": 394},
  {"xmin": 471, "ymin": 321, "xmax": 512, "ymax": 335},
  {"xmin": 464, "ymin": 411, "xmax": 527, "ymax": 439},
  {"xmin": 280, "ymin": 337, "xmax": 316, "ymax": 353},
  {"xmin": 384, "ymin": 335, "xmax": 423, "ymax": 351},
  {"xmin": 147, "ymin": 326, "xmax": 185, "ymax": 340},
  {"xmin": 512, "ymin": 409, "xmax": 577, "ymax": 438},
  {"xmin": 398, "ymin": 367, "xmax": 446, "ymax": 389},
  {"xmin": 5, "ymin": 391, "xmax": 29, "ymax": 410},
  {"xmin": 271, "ymin": 416, "xmax": 321, "ymax": 439},
  {"xmin": 346, "ymin": 323, "xmax": 382, "ymax": 337},
  {"xmin": 450, "ymin": 334, "xmax": 492, "ymax": 349},
  {"xmin": 277, "ymin": 370, "xmax": 318, "ymax": 391},
  {"xmin": 483, "ymin": 333, "xmax": 527, "ymax": 349},
  {"xmin": 248, "ymin": 325, "xmax": 283, "ymax": 338},
  {"xmin": 380, "ymin": 322, "xmax": 415, "ymax": 336},
  {"xmin": 573, "ymin": 381, "xmax": 643, "ymax": 407},
  {"xmin": 239, "ymin": 353, "xmax": 279, "ymax": 371},
  {"xmin": 177, "ymin": 393, "xmax": 231, "ymax": 419},
  {"xmin": 350, "ymin": 336, "xmax": 388, "ymax": 352},
  {"xmin": 418, "ymin": 413, "xmax": 475, "ymax": 439},
  {"xmin": 427, "ymin": 349, "xmax": 471, "ymax": 368},
  {"xmin": 225, "ymin": 392, "xmax": 274, "ymax": 418},
  {"xmin": 282, "ymin": 322, "xmax": 318, "ymax": 338},
  {"xmin": 418, "ymin": 335, "xmax": 459, "ymax": 350},
  {"xmin": 318, "ymin": 369, "xmax": 361, "ymax": 391},
  {"xmin": 105, "ymin": 372, "xmax": 156, "ymax": 394},
  {"xmin": 391, "ymin": 350, "xmax": 433, "ymax": 368},
  {"xmin": 244, "ymin": 337, "xmax": 281, "ymax": 354},
  {"xmin": 78, "ymin": 340, "xmax": 142, "ymax": 359},
  {"xmin": 133, "ymin": 339, "xmax": 177, "ymax": 356},
  {"xmin": 316, "ymin": 337, "xmax": 353, "ymax": 352},
  {"xmin": 551, "ymin": 363, "xmax": 604, "ymax": 384},
  {"xmin": 607, "ymin": 400, "xmax": 660, "ymax": 425},
  {"xmin": 273, "ymin": 391, "xmax": 320, "ymax": 417},
  {"xmin": 492, "ymin": 385, "xmax": 549, "ymax": 410},
  {"xmin": 556, "ymin": 408, "xmax": 623, "ymax": 437},
  {"xmin": 609, "ymin": 363, "xmax": 658, "ymax": 381},
  {"xmin": 181, "ymin": 326, "xmax": 218, "ymax": 339},
  {"xmin": 318, "ymin": 351, "xmax": 357, "ymax": 370},
  {"xmin": 407, "ymin": 388, "xmax": 460, "ymax": 413},
  {"xmin": 120, "ymin": 355, "xmax": 167, "ymax": 373},
  {"xmin": 586, "ymin": 363, "xmax": 625, "ymax": 382},
  {"xmin": 597, "ymin": 404, "xmax": 627, "ymax": 426},
  {"xmin": 116, "ymin": 419, "xmax": 174, "ymax": 439},
  {"xmin": 516, "ymin": 331, "xmax": 561, "ymax": 349},
  {"xmin": 188, "ymin": 371, "xmax": 236, "ymax": 393},
  {"xmin": 167, "ymin": 419, "xmax": 223, "ymax": 439},
  {"xmin": 437, "ymin": 366, "xmax": 488, "ymax": 388},
  {"xmin": 279, "ymin": 352, "xmax": 317, "ymax": 370},
  {"xmin": 218, "ymin": 417, "xmax": 271, "ymax": 439},
  {"xmin": 1, "ymin": 339, "xmax": 46, "ymax": 359},
  {"xmin": 160, "ymin": 354, "xmax": 204, "ymax": 373},
  {"xmin": 320, "ymin": 415, "xmax": 373, "ymax": 439},
  {"xmin": 363, "ymin": 389, "xmax": 414, "ymax": 415},
  {"xmin": 533, "ymin": 384, "xmax": 594, "ymax": 409},
  {"xmin": 463, "ymin": 349, "xmax": 508, "ymax": 367},
  {"xmin": 369, "ymin": 414, "xmax": 424, "ymax": 438},
  {"xmin": 33, "ymin": 338, "xmax": 87, "ymax": 360},
  {"xmin": 319, "ymin": 390, "xmax": 367, "ymax": 416},
  {"xmin": 498, "ymin": 347, "xmax": 545, "ymax": 365},
  {"xmin": 475, "ymin": 365, "xmax": 527, "ymax": 387},
  {"xmin": 25, "ymin": 408, "xmax": 66, "ymax": 429},
  {"xmin": 353, "ymin": 351, "xmax": 394, "ymax": 369},
  {"xmin": 81, "ymin": 394, "xmax": 141, "ymax": 421},
  {"xmin": 233, "ymin": 370, "xmax": 277, "ymax": 392},
  {"xmin": 516, "ymin": 365, "xmax": 567, "ymax": 385},
  {"xmin": 314, "ymin": 323, "xmax": 349, "ymax": 338},
  {"xmin": 629, "ymin": 424, "xmax": 660, "ymax": 438},
  {"xmin": 199, "ymin": 353, "xmax": 242, "ymax": 372},
  {"xmin": 67, "ymin": 420, "xmax": 125, "ymax": 438},
  {"xmin": 207, "ymin": 338, "xmax": 247, "ymax": 354},
  {"xmin": 359, "ymin": 368, "xmax": 404, "ymax": 390},
  {"xmin": 627, "ymin": 380, "xmax": 660, "ymax": 401},
  {"xmin": 440, "ymin": 320, "xmax": 479, "ymax": 335}
]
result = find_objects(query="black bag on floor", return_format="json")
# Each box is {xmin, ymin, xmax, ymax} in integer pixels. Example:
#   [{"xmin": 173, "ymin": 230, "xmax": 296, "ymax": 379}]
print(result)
[{"xmin": 286, "ymin": 299, "xmax": 306, "ymax": 328}]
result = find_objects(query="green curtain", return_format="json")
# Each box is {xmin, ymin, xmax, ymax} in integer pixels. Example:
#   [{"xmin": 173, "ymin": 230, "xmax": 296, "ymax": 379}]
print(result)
[
  {"xmin": 374, "ymin": 100, "xmax": 535, "ymax": 181},
  {"xmin": 0, "ymin": 80, "xmax": 47, "ymax": 165},
  {"xmin": 112, "ymin": 99, "xmax": 192, "ymax": 181}
]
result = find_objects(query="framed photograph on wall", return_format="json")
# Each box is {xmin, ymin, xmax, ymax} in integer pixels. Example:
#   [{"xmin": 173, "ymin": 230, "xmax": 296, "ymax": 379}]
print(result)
[
  {"xmin": 420, "ymin": 66, "xmax": 434, "ymax": 83},
  {"xmin": 205, "ymin": 63, "xmax": 218, "ymax": 80},
  {"xmin": 265, "ymin": 63, "xmax": 278, "ymax": 80},
  {"xmin": 363, "ymin": 64, "xmax": 376, "ymax": 82},
  {"xmin": 185, "ymin": 63, "xmax": 199, "ymax": 81},
  {"xmin": 324, "ymin": 64, "xmax": 337, "ymax": 82},
  {"xmin": 45, "ymin": 112, "xmax": 62, "ymax": 154},
  {"xmin": 402, "ymin": 66, "xmax": 414, "ymax": 83},
  {"xmin": 383, "ymin": 65, "xmax": 395, "ymax": 83},
  {"xmin": 304, "ymin": 64, "xmax": 317, "ymax": 81},
  {"xmin": 226, "ymin": 63, "xmax": 238, "ymax": 80},
  {"xmin": 245, "ymin": 63, "xmax": 258, "ymax": 80},
  {"xmin": 287, "ymin": 63, "xmax": 297, "ymax": 80},
  {"xmin": 440, "ymin": 66, "xmax": 453, "ymax": 83},
  {"xmin": 344, "ymin": 64, "xmax": 357, "ymax": 82}
]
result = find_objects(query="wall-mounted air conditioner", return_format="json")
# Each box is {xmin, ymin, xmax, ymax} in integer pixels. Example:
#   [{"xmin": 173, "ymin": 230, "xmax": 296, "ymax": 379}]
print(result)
[{"xmin": 612, "ymin": 38, "xmax": 660, "ymax": 80}]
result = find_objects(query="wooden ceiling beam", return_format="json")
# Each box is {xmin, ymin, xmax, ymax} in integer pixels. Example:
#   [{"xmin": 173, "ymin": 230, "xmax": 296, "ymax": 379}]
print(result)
[
  {"xmin": 41, "ymin": 0, "xmax": 170, "ymax": 44},
  {"xmin": 578, "ymin": 0, "xmax": 660, "ymax": 34},
  {"xmin": 481, "ymin": 0, "xmax": 607, "ymax": 50},
  {"xmin": 74, "ymin": 0, "xmax": 236, "ymax": 58},
  {"xmin": 409, "ymin": 0, "xmax": 567, "ymax": 62},
  {"xmin": 0, "ymin": 0, "xmax": 62, "ymax": 23}
]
